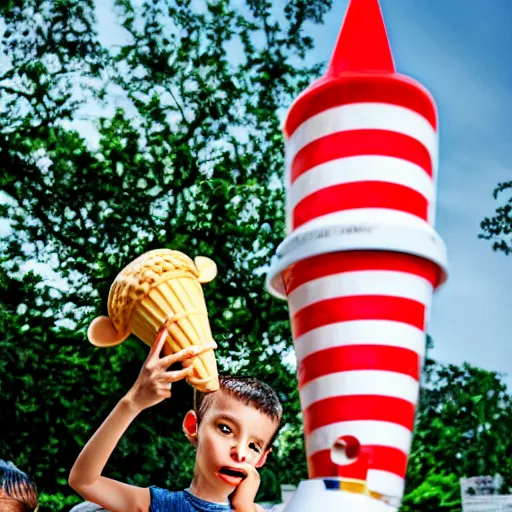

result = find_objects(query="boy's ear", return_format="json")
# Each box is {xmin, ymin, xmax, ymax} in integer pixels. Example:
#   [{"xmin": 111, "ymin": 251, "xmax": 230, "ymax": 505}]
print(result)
[
  {"xmin": 183, "ymin": 410, "xmax": 198, "ymax": 446},
  {"xmin": 255, "ymin": 447, "xmax": 272, "ymax": 468}
]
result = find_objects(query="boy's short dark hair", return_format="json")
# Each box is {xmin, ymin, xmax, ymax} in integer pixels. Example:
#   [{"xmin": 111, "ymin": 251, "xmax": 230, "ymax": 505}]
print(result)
[
  {"xmin": 0, "ymin": 460, "xmax": 38, "ymax": 511},
  {"xmin": 194, "ymin": 375, "xmax": 283, "ymax": 446}
]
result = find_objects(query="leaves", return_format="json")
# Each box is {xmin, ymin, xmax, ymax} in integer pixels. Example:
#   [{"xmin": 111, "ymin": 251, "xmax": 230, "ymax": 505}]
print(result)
[{"xmin": 479, "ymin": 181, "xmax": 512, "ymax": 254}]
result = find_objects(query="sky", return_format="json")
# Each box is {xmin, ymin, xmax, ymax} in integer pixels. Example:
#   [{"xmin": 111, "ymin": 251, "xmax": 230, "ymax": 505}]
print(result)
[
  {"xmin": 304, "ymin": 0, "xmax": 512, "ymax": 386},
  {"xmin": 3, "ymin": 1, "xmax": 511, "ymax": 387}
]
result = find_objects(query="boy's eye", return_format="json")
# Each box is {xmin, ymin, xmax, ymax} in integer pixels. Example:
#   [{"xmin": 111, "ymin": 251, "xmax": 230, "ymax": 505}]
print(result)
[
  {"xmin": 218, "ymin": 424, "xmax": 232, "ymax": 434},
  {"xmin": 249, "ymin": 442, "xmax": 261, "ymax": 454}
]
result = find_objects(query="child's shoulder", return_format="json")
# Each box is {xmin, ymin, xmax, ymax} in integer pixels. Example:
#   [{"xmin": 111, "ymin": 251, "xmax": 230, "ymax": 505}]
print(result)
[{"xmin": 149, "ymin": 486, "xmax": 185, "ymax": 510}]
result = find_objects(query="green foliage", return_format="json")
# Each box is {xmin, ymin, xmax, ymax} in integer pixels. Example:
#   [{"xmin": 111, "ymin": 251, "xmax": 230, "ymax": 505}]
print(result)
[
  {"xmin": 480, "ymin": 181, "xmax": 512, "ymax": 254},
  {"xmin": 401, "ymin": 471, "xmax": 461, "ymax": 512},
  {"xmin": 38, "ymin": 492, "xmax": 82, "ymax": 511}
]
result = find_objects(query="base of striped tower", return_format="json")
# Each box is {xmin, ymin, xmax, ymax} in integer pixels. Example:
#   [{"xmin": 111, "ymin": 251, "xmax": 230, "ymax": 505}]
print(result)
[{"xmin": 282, "ymin": 479, "xmax": 397, "ymax": 512}]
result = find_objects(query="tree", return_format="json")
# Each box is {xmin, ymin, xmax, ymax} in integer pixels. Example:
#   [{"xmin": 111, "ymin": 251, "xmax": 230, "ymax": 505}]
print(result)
[
  {"xmin": 402, "ymin": 349, "xmax": 512, "ymax": 512},
  {"xmin": 480, "ymin": 181, "xmax": 512, "ymax": 254},
  {"xmin": 1, "ymin": 0, "xmax": 331, "ymax": 508}
]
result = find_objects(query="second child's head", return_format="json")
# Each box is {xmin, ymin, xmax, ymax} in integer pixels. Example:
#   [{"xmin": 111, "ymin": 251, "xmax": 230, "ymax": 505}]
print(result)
[
  {"xmin": 0, "ymin": 460, "xmax": 38, "ymax": 512},
  {"xmin": 183, "ymin": 376, "xmax": 282, "ymax": 490}
]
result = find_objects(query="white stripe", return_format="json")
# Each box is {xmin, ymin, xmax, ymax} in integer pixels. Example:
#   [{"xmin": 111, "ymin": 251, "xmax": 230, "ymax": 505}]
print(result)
[
  {"xmin": 367, "ymin": 470, "xmax": 405, "ymax": 497},
  {"xmin": 305, "ymin": 420, "xmax": 412, "ymax": 456},
  {"xmin": 300, "ymin": 371, "xmax": 420, "ymax": 409},
  {"xmin": 285, "ymin": 103, "xmax": 437, "ymax": 171},
  {"xmin": 293, "ymin": 321, "xmax": 426, "ymax": 363},
  {"xmin": 287, "ymin": 208, "xmax": 434, "ymax": 235},
  {"xmin": 288, "ymin": 270, "xmax": 433, "ymax": 314},
  {"xmin": 288, "ymin": 155, "xmax": 433, "ymax": 210}
]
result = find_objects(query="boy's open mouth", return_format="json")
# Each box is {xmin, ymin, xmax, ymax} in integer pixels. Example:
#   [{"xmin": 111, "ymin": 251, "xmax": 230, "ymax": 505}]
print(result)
[{"xmin": 219, "ymin": 467, "xmax": 247, "ymax": 480}]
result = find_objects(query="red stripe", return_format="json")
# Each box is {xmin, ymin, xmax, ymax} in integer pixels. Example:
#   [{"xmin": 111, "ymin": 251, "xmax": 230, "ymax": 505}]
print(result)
[
  {"xmin": 292, "ymin": 181, "xmax": 428, "ymax": 230},
  {"xmin": 308, "ymin": 446, "xmax": 408, "ymax": 479},
  {"xmin": 303, "ymin": 395, "xmax": 415, "ymax": 435},
  {"xmin": 290, "ymin": 130, "xmax": 432, "ymax": 183},
  {"xmin": 285, "ymin": 75, "xmax": 437, "ymax": 137},
  {"xmin": 298, "ymin": 345, "xmax": 420, "ymax": 388},
  {"xmin": 292, "ymin": 296, "xmax": 426, "ymax": 338},
  {"xmin": 283, "ymin": 251, "xmax": 440, "ymax": 294}
]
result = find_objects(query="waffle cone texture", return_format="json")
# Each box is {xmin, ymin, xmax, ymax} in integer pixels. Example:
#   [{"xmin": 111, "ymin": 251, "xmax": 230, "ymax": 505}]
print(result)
[{"xmin": 88, "ymin": 249, "xmax": 219, "ymax": 392}]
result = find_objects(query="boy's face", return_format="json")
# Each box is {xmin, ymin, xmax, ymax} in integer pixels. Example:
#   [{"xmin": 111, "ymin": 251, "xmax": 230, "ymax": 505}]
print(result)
[{"xmin": 193, "ymin": 389, "xmax": 279, "ymax": 490}]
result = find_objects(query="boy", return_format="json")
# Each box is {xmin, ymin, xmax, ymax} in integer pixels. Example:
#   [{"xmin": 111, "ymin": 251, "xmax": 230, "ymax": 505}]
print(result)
[
  {"xmin": 69, "ymin": 323, "xmax": 283, "ymax": 512},
  {"xmin": 0, "ymin": 459, "xmax": 39, "ymax": 511}
]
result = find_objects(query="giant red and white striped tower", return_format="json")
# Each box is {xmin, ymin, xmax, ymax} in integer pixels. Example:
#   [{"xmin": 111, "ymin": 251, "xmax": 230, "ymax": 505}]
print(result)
[{"xmin": 267, "ymin": 0, "xmax": 448, "ymax": 510}]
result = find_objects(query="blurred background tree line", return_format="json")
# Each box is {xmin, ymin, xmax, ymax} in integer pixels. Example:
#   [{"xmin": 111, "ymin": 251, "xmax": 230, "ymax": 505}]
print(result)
[{"xmin": 0, "ymin": 1, "xmax": 511, "ymax": 510}]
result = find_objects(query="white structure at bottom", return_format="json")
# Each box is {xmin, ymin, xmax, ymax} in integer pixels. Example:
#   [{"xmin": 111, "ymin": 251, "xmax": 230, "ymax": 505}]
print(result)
[
  {"xmin": 282, "ymin": 480, "xmax": 397, "ymax": 512},
  {"xmin": 461, "ymin": 496, "xmax": 512, "ymax": 512},
  {"xmin": 461, "ymin": 476, "xmax": 512, "ymax": 512}
]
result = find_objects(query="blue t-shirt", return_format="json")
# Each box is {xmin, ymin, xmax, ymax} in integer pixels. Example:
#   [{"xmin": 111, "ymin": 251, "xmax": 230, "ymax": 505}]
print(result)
[{"xmin": 150, "ymin": 487, "xmax": 232, "ymax": 512}]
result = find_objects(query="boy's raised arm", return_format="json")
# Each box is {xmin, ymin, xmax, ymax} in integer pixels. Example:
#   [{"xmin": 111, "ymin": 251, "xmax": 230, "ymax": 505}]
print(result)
[
  {"xmin": 68, "ymin": 394, "xmax": 152, "ymax": 512},
  {"xmin": 68, "ymin": 323, "xmax": 208, "ymax": 512}
]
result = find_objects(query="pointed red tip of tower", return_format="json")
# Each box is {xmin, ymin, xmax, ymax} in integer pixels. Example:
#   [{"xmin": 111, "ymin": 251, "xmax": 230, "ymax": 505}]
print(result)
[{"xmin": 327, "ymin": 0, "xmax": 395, "ymax": 76}]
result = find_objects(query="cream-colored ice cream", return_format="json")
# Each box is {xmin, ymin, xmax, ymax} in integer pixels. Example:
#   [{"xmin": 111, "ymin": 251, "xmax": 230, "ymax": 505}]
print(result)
[{"xmin": 87, "ymin": 249, "xmax": 219, "ymax": 392}]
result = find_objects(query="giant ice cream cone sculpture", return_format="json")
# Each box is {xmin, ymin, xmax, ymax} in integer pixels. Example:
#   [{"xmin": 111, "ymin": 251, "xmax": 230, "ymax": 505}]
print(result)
[
  {"xmin": 88, "ymin": 249, "xmax": 220, "ymax": 392},
  {"xmin": 267, "ymin": 0, "xmax": 448, "ymax": 510}
]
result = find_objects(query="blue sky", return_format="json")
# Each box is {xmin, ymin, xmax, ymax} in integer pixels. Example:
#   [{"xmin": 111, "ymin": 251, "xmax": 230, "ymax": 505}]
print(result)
[{"xmin": 305, "ymin": 0, "xmax": 512, "ymax": 385}]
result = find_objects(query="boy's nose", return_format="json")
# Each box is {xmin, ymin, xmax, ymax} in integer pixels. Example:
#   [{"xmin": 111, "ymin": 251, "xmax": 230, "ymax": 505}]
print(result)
[{"xmin": 230, "ymin": 444, "xmax": 247, "ymax": 463}]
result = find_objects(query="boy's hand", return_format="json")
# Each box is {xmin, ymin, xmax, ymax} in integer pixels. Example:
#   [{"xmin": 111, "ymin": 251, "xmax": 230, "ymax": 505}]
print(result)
[
  {"xmin": 230, "ymin": 463, "xmax": 264, "ymax": 512},
  {"xmin": 124, "ymin": 321, "xmax": 214, "ymax": 412}
]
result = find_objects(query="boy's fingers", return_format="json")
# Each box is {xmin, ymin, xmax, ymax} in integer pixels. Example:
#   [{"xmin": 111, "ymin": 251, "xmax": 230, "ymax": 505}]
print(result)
[
  {"xmin": 237, "ymin": 461, "xmax": 259, "ymax": 480},
  {"xmin": 149, "ymin": 321, "xmax": 170, "ymax": 360},
  {"xmin": 190, "ymin": 343, "xmax": 217, "ymax": 357},
  {"xmin": 161, "ymin": 366, "xmax": 193, "ymax": 382},
  {"xmin": 158, "ymin": 343, "xmax": 216, "ymax": 369},
  {"xmin": 239, "ymin": 461, "xmax": 254, "ymax": 472},
  {"xmin": 159, "ymin": 346, "xmax": 198, "ymax": 368}
]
